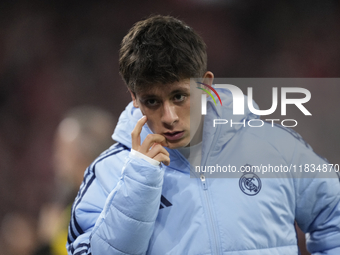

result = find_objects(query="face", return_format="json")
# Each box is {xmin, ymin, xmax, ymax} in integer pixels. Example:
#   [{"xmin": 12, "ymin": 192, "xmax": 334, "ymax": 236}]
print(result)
[{"xmin": 131, "ymin": 78, "xmax": 205, "ymax": 149}]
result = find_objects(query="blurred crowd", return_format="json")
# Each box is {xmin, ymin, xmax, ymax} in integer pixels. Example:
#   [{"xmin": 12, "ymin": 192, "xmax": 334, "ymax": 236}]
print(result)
[{"xmin": 1, "ymin": 0, "xmax": 340, "ymax": 254}]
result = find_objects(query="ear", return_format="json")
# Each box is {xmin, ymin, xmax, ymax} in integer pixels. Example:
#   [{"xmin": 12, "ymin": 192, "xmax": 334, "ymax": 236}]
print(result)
[
  {"xmin": 129, "ymin": 89, "xmax": 139, "ymax": 108},
  {"xmin": 202, "ymin": 71, "xmax": 214, "ymax": 86}
]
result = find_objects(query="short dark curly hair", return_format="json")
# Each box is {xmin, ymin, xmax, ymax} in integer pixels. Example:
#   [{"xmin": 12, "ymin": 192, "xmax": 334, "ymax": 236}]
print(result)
[{"xmin": 119, "ymin": 15, "xmax": 207, "ymax": 94}]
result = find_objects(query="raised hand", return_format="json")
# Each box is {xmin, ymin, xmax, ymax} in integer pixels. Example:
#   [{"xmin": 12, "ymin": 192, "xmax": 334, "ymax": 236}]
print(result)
[{"xmin": 131, "ymin": 116, "xmax": 170, "ymax": 166}]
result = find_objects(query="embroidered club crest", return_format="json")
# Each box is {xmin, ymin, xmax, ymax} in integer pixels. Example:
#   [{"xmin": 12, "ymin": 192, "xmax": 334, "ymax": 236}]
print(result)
[{"xmin": 239, "ymin": 173, "xmax": 262, "ymax": 196}]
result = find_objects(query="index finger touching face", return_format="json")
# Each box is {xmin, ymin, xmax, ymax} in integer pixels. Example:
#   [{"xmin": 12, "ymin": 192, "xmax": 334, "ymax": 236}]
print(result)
[{"xmin": 131, "ymin": 115, "xmax": 147, "ymax": 149}]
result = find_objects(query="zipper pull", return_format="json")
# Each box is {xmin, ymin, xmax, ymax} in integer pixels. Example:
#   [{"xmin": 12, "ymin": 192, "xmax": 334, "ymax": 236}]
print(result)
[{"xmin": 200, "ymin": 174, "xmax": 207, "ymax": 190}]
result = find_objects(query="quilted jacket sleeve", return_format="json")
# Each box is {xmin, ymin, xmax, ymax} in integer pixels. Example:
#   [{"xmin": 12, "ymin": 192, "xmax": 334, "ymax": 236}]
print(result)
[
  {"xmin": 67, "ymin": 149, "xmax": 164, "ymax": 255},
  {"xmin": 292, "ymin": 139, "xmax": 340, "ymax": 254}
]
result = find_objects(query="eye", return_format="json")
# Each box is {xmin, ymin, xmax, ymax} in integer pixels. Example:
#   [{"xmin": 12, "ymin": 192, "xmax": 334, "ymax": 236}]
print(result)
[
  {"xmin": 173, "ymin": 94, "xmax": 186, "ymax": 102},
  {"xmin": 145, "ymin": 98, "xmax": 159, "ymax": 106}
]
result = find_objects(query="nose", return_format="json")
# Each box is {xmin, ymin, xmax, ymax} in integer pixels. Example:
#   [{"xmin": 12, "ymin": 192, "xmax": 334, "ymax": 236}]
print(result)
[{"xmin": 161, "ymin": 101, "xmax": 178, "ymax": 126}]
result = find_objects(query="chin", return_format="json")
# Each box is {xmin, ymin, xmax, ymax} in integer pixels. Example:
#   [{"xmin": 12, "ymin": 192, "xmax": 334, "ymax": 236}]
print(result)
[{"xmin": 167, "ymin": 139, "xmax": 189, "ymax": 149}]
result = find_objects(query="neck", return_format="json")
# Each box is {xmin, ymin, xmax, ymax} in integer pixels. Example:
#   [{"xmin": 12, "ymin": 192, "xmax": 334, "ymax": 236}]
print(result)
[{"xmin": 187, "ymin": 115, "xmax": 204, "ymax": 147}]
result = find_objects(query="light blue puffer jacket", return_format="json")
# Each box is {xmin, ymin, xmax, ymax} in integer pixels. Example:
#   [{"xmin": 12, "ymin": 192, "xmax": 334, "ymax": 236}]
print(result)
[{"xmin": 67, "ymin": 88, "xmax": 340, "ymax": 255}]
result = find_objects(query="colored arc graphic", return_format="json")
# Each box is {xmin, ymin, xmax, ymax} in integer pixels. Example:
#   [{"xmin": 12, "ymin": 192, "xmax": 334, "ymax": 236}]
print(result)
[
  {"xmin": 196, "ymin": 82, "xmax": 223, "ymax": 106},
  {"xmin": 197, "ymin": 87, "xmax": 217, "ymax": 105}
]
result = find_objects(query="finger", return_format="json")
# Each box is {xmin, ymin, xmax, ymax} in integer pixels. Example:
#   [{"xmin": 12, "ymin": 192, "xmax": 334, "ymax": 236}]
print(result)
[
  {"xmin": 146, "ymin": 144, "xmax": 169, "ymax": 159},
  {"xmin": 140, "ymin": 134, "xmax": 168, "ymax": 153},
  {"xmin": 149, "ymin": 142, "xmax": 169, "ymax": 152},
  {"xmin": 153, "ymin": 153, "xmax": 170, "ymax": 166},
  {"xmin": 131, "ymin": 116, "xmax": 147, "ymax": 150}
]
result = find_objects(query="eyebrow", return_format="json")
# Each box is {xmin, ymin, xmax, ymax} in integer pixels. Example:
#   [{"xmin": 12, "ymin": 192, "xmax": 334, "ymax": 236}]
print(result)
[
  {"xmin": 170, "ymin": 88, "xmax": 190, "ymax": 95},
  {"xmin": 139, "ymin": 88, "xmax": 190, "ymax": 100}
]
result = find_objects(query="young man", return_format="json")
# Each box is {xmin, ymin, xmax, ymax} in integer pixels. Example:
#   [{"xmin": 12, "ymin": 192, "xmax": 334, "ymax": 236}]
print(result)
[{"xmin": 67, "ymin": 15, "xmax": 340, "ymax": 254}]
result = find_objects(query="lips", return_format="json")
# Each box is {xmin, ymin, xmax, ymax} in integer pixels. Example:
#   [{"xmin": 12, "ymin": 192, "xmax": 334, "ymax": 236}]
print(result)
[{"xmin": 163, "ymin": 131, "xmax": 184, "ymax": 141}]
